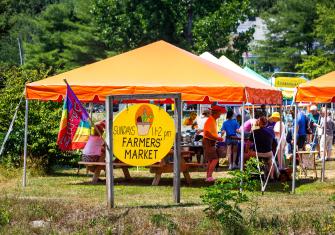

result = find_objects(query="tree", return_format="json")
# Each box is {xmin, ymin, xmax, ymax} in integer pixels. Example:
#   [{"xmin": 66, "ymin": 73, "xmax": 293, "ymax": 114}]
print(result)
[
  {"xmin": 23, "ymin": 0, "xmax": 109, "ymax": 72},
  {"xmin": 254, "ymin": 0, "xmax": 318, "ymax": 72},
  {"xmin": 0, "ymin": 65, "xmax": 62, "ymax": 172},
  {"xmin": 91, "ymin": 0, "xmax": 253, "ymax": 63},
  {"xmin": 0, "ymin": 0, "xmax": 59, "ymax": 65},
  {"xmin": 297, "ymin": 2, "xmax": 335, "ymax": 78}
]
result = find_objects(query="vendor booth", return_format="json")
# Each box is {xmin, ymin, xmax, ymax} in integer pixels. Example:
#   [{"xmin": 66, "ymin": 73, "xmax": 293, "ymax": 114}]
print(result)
[
  {"xmin": 293, "ymin": 71, "xmax": 335, "ymax": 192},
  {"xmin": 25, "ymin": 40, "xmax": 282, "ymax": 207}
]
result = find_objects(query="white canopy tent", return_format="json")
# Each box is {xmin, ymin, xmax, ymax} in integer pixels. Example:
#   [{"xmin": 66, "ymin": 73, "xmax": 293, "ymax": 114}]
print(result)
[{"xmin": 199, "ymin": 52, "xmax": 270, "ymax": 86}]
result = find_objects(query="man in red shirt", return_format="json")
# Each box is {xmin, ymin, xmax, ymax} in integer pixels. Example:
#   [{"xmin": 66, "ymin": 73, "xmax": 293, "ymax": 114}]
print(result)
[{"xmin": 203, "ymin": 105, "xmax": 225, "ymax": 182}]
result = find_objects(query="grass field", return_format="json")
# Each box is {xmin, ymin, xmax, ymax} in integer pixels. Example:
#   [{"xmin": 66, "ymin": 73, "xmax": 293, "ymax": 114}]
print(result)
[{"xmin": 1, "ymin": 162, "xmax": 335, "ymax": 234}]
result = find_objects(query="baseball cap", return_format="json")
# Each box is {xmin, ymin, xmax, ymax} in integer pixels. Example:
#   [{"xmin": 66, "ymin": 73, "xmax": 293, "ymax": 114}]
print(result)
[
  {"xmin": 209, "ymin": 105, "xmax": 226, "ymax": 113},
  {"xmin": 270, "ymin": 112, "xmax": 280, "ymax": 119},
  {"xmin": 310, "ymin": 105, "xmax": 317, "ymax": 111}
]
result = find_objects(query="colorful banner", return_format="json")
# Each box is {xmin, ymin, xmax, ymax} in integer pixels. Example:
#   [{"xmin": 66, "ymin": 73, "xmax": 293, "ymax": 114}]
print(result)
[
  {"xmin": 274, "ymin": 77, "xmax": 306, "ymax": 88},
  {"xmin": 57, "ymin": 84, "xmax": 90, "ymax": 151}
]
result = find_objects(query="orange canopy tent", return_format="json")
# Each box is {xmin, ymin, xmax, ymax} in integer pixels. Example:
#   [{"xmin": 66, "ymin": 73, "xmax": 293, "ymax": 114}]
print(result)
[
  {"xmin": 295, "ymin": 71, "xmax": 335, "ymax": 103},
  {"xmin": 26, "ymin": 41, "xmax": 282, "ymax": 104}
]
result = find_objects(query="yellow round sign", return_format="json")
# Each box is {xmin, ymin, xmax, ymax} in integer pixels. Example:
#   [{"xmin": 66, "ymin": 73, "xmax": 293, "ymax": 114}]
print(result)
[{"xmin": 113, "ymin": 104, "xmax": 175, "ymax": 166}]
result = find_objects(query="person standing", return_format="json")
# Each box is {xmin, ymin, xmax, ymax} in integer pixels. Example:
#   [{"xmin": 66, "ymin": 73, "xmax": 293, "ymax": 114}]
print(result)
[
  {"xmin": 221, "ymin": 110, "xmax": 240, "ymax": 170},
  {"xmin": 272, "ymin": 112, "xmax": 286, "ymax": 168},
  {"xmin": 307, "ymin": 105, "xmax": 320, "ymax": 150},
  {"xmin": 296, "ymin": 109, "xmax": 308, "ymax": 150},
  {"xmin": 203, "ymin": 106, "xmax": 225, "ymax": 182},
  {"xmin": 319, "ymin": 108, "xmax": 335, "ymax": 160}
]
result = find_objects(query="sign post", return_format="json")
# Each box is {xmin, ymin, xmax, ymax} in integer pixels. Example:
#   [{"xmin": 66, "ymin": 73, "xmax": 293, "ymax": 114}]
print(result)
[{"xmin": 105, "ymin": 93, "xmax": 182, "ymax": 208}]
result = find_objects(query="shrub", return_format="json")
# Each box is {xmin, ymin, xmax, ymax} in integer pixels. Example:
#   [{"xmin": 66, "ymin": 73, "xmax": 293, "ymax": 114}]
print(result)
[{"xmin": 201, "ymin": 158, "xmax": 262, "ymax": 235}]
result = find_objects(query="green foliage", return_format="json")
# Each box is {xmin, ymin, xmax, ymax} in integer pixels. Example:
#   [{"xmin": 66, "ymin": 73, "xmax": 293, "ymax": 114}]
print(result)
[
  {"xmin": 150, "ymin": 213, "xmax": 177, "ymax": 234},
  {"xmin": 297, "ymin": 2, "xmax": 335, "ymax": 78},
  {"xmin": 0, "ymin": 0, "xmax": 59, "ymax": 65},
  {"xmin": 92, "ymin": 0, "xmax": 253, "ymax": 62},
  {"xmin": 24, "ymin": 0, "xmax": 109, "ymax": 72},
  {"xmin": 255, "ymin": 0, "xmax": 318, "ymax": 72},
  {"xmin": 0, "ymin": 65, "xmax": 62, "ymax": 172},
  {"xmin": 0, "ymin": 207, "xmax": 10, "ymax": 227},
  {"xmin": 201, "ymin": 158, "xmax": 261, "ymax": 235}
]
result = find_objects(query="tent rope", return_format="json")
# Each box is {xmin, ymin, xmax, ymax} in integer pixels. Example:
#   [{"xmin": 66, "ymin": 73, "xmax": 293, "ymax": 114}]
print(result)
[{"xmin": 0, "ymin": 92, "xmax": 24, "ymax": 157}]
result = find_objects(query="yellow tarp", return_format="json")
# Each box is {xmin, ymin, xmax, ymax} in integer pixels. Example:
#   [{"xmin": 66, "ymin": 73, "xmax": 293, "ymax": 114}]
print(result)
[
  {"xmin": 296, "ymin": 71, "xmax": 335, "ymax": 103},
  {"xmin": 26, "ymin": 41, "xmax": 282, "ymax": 104}
]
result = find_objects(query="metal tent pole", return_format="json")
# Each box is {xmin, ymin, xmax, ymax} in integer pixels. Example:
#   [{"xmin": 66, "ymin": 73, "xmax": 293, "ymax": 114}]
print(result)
[
  {"xmin": 292, "ymin": 104, "xmax": 298, "ymax": 193},
  {"xmin": 105, "ymin": 96, "xmax": 114, "ymax": 208},
  {"xmin": 321, "ymin": 105, "xmax": 327, "ymax": 182},
  {"xmin": 22, "ymin": 99, "xmax": 28, "ymax": 187},
  {"xmin": 240, "ymin": 102, "xmax": 245, "ymax": 191},
  {"xmin": 173, "ymin": 94, "xmax": 182, "ymax": 203}
]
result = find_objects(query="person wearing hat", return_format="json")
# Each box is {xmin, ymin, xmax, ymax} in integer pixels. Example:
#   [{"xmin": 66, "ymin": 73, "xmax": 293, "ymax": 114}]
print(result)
[
  {"xmin": 271, "ymin": 112, "xmax": 286, "ymax": 168},
  {"xmin": 203, "ymin": 105, "xmax": 225, "ymax": 182}
]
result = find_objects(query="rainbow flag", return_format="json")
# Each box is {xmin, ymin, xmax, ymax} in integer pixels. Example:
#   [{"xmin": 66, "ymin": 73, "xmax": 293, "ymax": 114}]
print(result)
[{"xmin": 57, "ymin": 84, "xmax": 90, "ymax": 151}]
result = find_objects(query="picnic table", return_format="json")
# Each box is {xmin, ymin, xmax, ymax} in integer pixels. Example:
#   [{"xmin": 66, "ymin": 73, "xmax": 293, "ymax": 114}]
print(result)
[{"xmin": 78, "ymin": 149, "xmax": 207, "ymax": 185}]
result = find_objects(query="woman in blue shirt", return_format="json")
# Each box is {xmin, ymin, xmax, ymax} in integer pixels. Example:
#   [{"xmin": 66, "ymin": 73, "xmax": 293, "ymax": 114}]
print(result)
[{"xmin": 221, "ymin": 110, "xmax": 240, "ymax": 170}]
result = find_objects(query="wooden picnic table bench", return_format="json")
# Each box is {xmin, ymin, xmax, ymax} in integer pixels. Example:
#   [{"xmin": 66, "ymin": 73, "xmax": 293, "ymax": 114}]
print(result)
[
  {"xmin": 78, "ymin": 149, "xmax": 207, "ymax": 185},
  {"xmin": 78, "ymin": 161, "xmax": 132, "ymax": 183}
]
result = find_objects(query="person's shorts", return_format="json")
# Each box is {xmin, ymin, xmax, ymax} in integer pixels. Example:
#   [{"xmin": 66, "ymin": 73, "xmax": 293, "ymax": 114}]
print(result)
[
  {"xmin": 203, "ymin": 138, "xmax": 219, "ymax": 161},
  {"xmin": 320, "ymin": 135, "xmax": 333, "ymax": 151},
  {"xmin": 225, "ymin": 136, "xmax": 238, "ymax": 145},
  {"xmin": 297, "ymin": 135, "xmax": 307, "ymax": 149}
]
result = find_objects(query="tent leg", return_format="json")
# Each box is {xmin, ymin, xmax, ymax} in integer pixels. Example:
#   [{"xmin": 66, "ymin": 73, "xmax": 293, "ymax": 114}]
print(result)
[
  {"xmin": 240, "ymin": 102, "xmax": 245, "ymax": 191},
  {"xmin": 292, "ymin": 104, "xmax": 298, "ymax": 193},
  {"xmin": 173, "ymin": 95, "xmax": 181, "ymax": 203},
  {"xmin": 321, "ymin": 105, "xmax": 327, "ymax": 182},
  {"xmin": 106, "ymin": 97, "xmax": 114, "ymax": 208},
  {"xmin": 22, "ymin": 99, "xmax": 28, "ymax": 187}
]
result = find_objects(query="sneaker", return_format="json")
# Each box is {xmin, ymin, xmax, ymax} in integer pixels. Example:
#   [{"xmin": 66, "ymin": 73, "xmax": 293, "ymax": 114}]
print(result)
[
  {"xmin": 228, "ymin": 164, "xmax": 233, "ymax": 170},
  {"xmin": 205, "ymin": 177, "xmax": 215, "ymax": 182},
  {"xmin": 233, "ymin": 163, "xmax": 239, "ymax": 170}
]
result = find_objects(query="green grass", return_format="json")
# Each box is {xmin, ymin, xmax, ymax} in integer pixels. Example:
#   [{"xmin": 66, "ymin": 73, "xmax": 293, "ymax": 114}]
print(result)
[{"xmin": 0, "ymin": 162, "xmax": 335, "ymax": 234}]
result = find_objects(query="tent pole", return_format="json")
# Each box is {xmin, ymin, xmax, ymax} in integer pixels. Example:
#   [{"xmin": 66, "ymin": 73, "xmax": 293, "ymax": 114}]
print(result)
[
  {"xmin": 240, "ymin": 102, "xmax": 245, "ymax": 191},
  {"xmin": 173, "ymin": 94, "xmax": 181, "ymax": 203},
  {"xmin": 292, "ymin": 104, "xmax": 298, "ymax": 193},
  {"xmin": 279, "ymin": 104, "xmax": 283, "ymax": 168},
  {"xmin": 321, "ymin": 105, "xmax": 327, "ymax": 182},
  {"xmin": 105, "ymin": 96, "xmax": 114, "ymax": 208},
  {"xmin": 22, "ymin": 99, "xmax": 28, "ymax": 187}
]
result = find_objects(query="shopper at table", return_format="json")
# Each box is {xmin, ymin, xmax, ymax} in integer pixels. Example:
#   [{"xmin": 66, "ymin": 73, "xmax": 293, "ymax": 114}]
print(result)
[
  {"xmin": 221, "ymin": 110, "xmax": 240, "ymax": 170},
  {"xmin": 183, "ymin": 111, "xmax": 198, "ymax": 131},
  {"xmin": 203, "ymin": 105, "xmax": 225, "ymax": 182},
  {"xmin": 248, "ymin": 117, "xmax": 274, "ymax": 180}
]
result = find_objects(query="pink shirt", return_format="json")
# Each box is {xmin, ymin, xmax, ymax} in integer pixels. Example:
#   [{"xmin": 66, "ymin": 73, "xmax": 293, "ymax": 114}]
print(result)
[
  {"xmin": 241, "ymin": 119, "xmax": 256, "ymax": 133},
  {"xmin": 83, "ymin": 136, "xmax": 104, "ymax": 156}
]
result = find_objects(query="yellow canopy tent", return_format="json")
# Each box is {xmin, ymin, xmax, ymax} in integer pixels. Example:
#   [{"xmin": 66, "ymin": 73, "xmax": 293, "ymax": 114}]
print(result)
[{"xmin": 26, "ymin": 41, "xmax": 282, "ymax": 104}]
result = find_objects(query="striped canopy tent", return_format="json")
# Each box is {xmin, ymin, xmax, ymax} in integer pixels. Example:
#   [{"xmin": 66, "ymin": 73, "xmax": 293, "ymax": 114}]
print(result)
[{"xmin": 26, "ymin": 41, "xmax": 282, "ymax": 104}]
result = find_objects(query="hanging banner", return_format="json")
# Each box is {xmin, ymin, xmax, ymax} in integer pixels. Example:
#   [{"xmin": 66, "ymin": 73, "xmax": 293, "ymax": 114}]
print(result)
[
  {"xmin": 274, "ymin": 77, "xmax": 306, "ymax": 88},
  {"xmin": 113, "ymin": 104, "xmax": 175, "ymax": 166}
]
